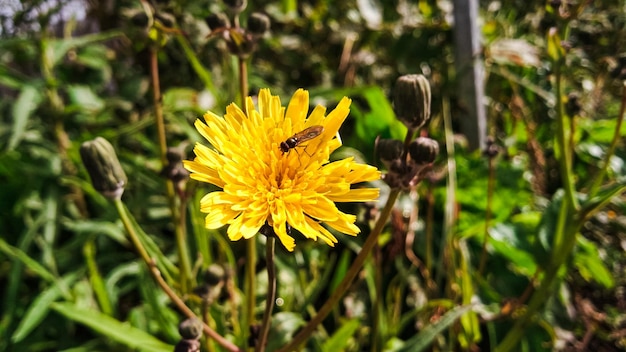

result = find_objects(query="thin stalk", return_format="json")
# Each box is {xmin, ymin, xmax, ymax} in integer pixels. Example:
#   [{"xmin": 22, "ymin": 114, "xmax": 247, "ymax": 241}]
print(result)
[
  {"xmin": 256, "ymin": 237, "xmax": 276, "ymax": 352},
  {"xmin": 497, "ymin": 54, "xmax": 586, "ymax": 352},
  {"xmin": 478, "ymin": 154, "xmax": 495, "ymax": 274},
  {"xmin": 588, "ymin": 81, "xmax": 626, "ymax": 197},
  {"xmin": 371, "ymin": 243, "xmax": 382, "ymax": 352},
  {"xmin": 553, "ymin": 63, "xmax": 578, "ymax": 211},
  {"xmin": 277, "ymin": 188, "xmax": 401, "ymax": 352},
  {"xmin": 239, "ymin": 56, "xmax": 248, "ymax": 107},
  {"xmin": 149, "ymin": 47, "xmax": 193, "ymax": 294},
  {"xmin": 83, "ymin": 239, "xmax": 113, "ymax": 316},
  {"xmin": 114, "ymin": 199, "xmax": 241, "ymax": 352}
]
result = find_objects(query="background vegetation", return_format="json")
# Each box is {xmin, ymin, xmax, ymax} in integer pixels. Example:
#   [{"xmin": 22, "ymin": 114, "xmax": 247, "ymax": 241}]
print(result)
[{"xmin": 1, "ymin": 0, "xmax": 625, "ymax": 351}]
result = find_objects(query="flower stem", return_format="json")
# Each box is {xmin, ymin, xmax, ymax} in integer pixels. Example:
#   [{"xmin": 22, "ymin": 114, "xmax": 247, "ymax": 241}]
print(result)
[
  {"xmin": 114, "ymin": 199, "xmax": 241, "ymax": 352},
  {"xmin": 277, "ymin": 188, "xmax": 401, "ymax": 352},
  {"xmin": 149, "ymin": 46, "xmax": 193, "ymax": 294},
  {"xmin": 256, "ymin": 237, "xmax": 276, "ymax": 352}
]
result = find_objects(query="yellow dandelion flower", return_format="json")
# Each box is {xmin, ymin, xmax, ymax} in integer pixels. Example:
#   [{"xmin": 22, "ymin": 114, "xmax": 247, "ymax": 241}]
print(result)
[{"xmin": 184, "ymin": 88, "xmax": 380, "ymax": 251}]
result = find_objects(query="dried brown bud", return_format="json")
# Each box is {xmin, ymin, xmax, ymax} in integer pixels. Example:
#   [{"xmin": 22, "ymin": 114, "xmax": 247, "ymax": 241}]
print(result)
[
  {"xmin": 393, "ymin": 74, "xmax": 431, "ymax": 129},
  {"xmin": 204, "ymin": 264, "xmax": 226, "ymax": 286},
  {"xmin": 178, "ymin": 318, "xmax": 203, "ymax": 340},
  {"xmin": 205, "ymin": 13, "xmax": 230, "ymax": 31},
  {"xmin": 408, "ymin": 137, "xmax": 439, "ymax": 165},
  {"xmin": 376, "ymin": 138, "xmax": 403, "ymax": 165},
  {"xmin": 247, "ymin": 12, "xmax": 270, "ymax": 37},
  {"xmin": 80, "ymin": 137, "xmax": 127, "ymax": 200},
  {"xmin": 224, "ymin": 0, "xmax": 247, "ymax": 14}
]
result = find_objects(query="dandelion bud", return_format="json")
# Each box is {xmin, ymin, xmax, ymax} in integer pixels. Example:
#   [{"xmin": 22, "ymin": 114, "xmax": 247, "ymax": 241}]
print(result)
[
  {"xmin": 224, "ymin": 0, "xmax": 247, "ymax": 14},
  {"xmin": 205, "ymin": 13, "xmax": 230, "ymax": 31},
  {"xmin": 408, "ymin": 137, "xmax": 439, "ymax": 165},
  {"xmin": 178, "ymin": 318, "xmax": 203, "ymax": 340},
  {"xmin": 376, "ymin": 138, "xmax": 403, "ymax": 165},
  {"xmin": 483, "ymin": 136, "xmax": 500, "ymax": 158},
  {"xmin": 174, "ymin": 339, "xmax": 200, "ymax": 352},
  {"xmin": 204, "ymin": 264, "xmax": 226, "ymax": 286},
  {"xmin": 130, "ymin": 12, "xmax": 149, "ymax": 28},
  {"xmin": 393, "ymin": 74, "xmax": 431, "ymax": 129},
  {"xmin": 247, "ymin": 12, "xmax": 270, "ymax": 37},
  {"xmin": 154, "ymin": 12, "xmax": 175, "ymax": 28},
  {"xmin": 161, "ymin": 148, "xmax": 189, "ymax": 184},
  {"xmin": 80, "ymin": 137, "xmax": 127, "ymax": 200}
]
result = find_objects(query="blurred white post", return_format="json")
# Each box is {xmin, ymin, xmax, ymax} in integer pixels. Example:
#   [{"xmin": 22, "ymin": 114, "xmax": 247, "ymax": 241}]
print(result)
[{"xmin": 453, "ymin": 0, "xmax": 486, "ymax": 151}]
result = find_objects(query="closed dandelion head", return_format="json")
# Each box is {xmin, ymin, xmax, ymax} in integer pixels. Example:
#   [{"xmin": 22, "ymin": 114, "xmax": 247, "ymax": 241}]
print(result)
[{"xmin": 184, "ymin": 89, "xmax": 380, "ymax": 251}]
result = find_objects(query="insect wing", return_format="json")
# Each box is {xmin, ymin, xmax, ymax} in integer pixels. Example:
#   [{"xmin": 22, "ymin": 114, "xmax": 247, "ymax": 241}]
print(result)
[{"xmin": 292, "ymin": 125, "xmax": 323, "ymax": 144}]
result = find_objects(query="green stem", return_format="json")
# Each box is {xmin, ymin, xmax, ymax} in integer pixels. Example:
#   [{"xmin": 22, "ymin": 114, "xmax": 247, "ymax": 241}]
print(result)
[
  {"xmin": 553, "ymin": 62, "xmax": 578, "ymax": 211},
  {"xmin": 277, "ymin": 188, "xmax": 401, "ymax": 352},
  {"xmin": 83, "ymin": 239, "xmax": 113, "ymax": 316},
  {"xmin": 149, "ymin": 47, "xmax": 193, "ymax": 294},
  {"xmin": 114, "ymin": 199, "xmax": 241, "ymax": 352},
  {"xmin": 239, "ymin": 56, "xmax": 249, "ymax": 108},
  {"xmin": 478, "ymin": 155, "xmax": 495, "ymax": 275},
  {"xmin": 496, "ymin": 56, "xmax": 586, "ymax": 351},
  {"xmin": 256, "ymin": 237, "xmax": 276, "ymax": 352}
]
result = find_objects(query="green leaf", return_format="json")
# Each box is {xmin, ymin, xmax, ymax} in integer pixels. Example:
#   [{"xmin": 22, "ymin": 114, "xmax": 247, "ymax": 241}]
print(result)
[
  {"xmin": 581, "ymin": 179, "xmax": 626, "ymax": 220},
  {"xmin": 573, "ymin": 236, "xmax": 614, "ymax": 288},
  {"xmin": 0, "ymin": 238, "xmax": 59, "ymax": 285},
  {"xmin": 9, "ymin": 84, "xmax": 43, "ymax": 150},
  {"xmin": 321, "ymin": 319, "xmax": 360, "ymax": 352},
  {"xmin": 11, "ymin": 271, "xmax": 82, "ymax": 343},
  {"xmin": 67, "ymin": 85, "xmax": 105, "ymax": 112},
  {"xmin": 488, "ymin": 223, "xmax": 538, "ymax": 276},
  {"xmin": 50, "ymin": 302, "xmax": 174, "ymax": 352},
  {"xmin": 397, "ymin": 305, "xmax": 474, "ymax": 352},
  {"xmin": 48, "ymin": 31, "xmax": 122, "ymax": 68}
]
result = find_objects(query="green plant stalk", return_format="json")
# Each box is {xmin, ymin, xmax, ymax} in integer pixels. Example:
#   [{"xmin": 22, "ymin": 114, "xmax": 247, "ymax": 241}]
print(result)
[
  {"xmin": 496, "ymin": 57, "xmax": 585, "ymax": 352},
  {"xmin": 277, "ymin": 188, "xmax": 401, "ymax": 352},
  {"xmin": 239, "ymin": 57, "xmax": 249, "ymax": 108},
  {"xmin": 435, "ymin": 97, "xmax": 456, "ymax": 289},
  {"xmin": 113, "ymin": 199, "xmax": 241, "ymax": 352},
  {"xmin": 175, "ymin": 34, "xmax": 215, "ymax": 92},
  {"xmin": 149, "ymin": 47, "xmax": 193, "ymax": 294},
  {"xmin": 83, "ymin": 238, "xmax": 113, "ymax": 316},
  {"xmin": 588, "ymin": 81, "xmax": 626, "ymax": 197},
  {"xmin": 552, "ymin": 62, "xmax": 579, "ymax": 212},
  {"xmin": 495, "ymin": 218, "xmax": 581, "ymax": 352},
  {"xmin": 256, "ymin": 237, "xmax": 276, "ymax": 352},
  {"xmin": 478, "ymin": 155, "xmax": 495, "ymax": 275}
]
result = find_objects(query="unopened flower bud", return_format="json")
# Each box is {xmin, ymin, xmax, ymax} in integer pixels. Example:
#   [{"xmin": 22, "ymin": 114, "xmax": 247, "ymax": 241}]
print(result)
[
  {"xmin": 80, "ymin": 137, "xmax": 127, "ymax": 200},
  {"xmin": 174, "ymin": 339, "xmax": 200, "ymax": 352},
  {"xmin": 155, "ymin": 12, "xmax": 175, "ymax": 28},
  {"xmin": 393, "ymin": 74, "xmax": 431, "ymax": 129},
  {"xmin": 247, "ymin": 12, "xmax": 270, "ymax": 37},
  {"xmin": 376, "ymin": 138, "xmax": 403, "ymax": 164},
  {"xmin": 224, "ymin": 0, "xmax": 247, "ymax": 14},
  {"xmin": 178, "ymin": 318, "xmax": 203, "ymax": 340},
  {"xmin": 205, "ymin": 13, "xmax": 230, "ymax": 31},
  {"xmin": 130, "ymin": 12, "xmax": 149, "ymax": 28},
  {"xmin": 408, "ymin": 137, "xmax": 439, "ymax": 165},
  {"xmin": 483, "ymin": 136, "xmax": 499, "ymax": 158},
  {"xmin": 204, "ymin": 264, "xmax": 226, "ymax": 286}
]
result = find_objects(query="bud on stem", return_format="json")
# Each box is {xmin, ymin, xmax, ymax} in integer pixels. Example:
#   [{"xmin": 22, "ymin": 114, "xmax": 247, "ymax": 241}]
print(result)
[
  {"xmin": 393, "ymin": 74, "xmax": 432, "ymax": 130},
  {"xmin": 80, "ymin": 137, "xmax": 127, "ymax": 200}
]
